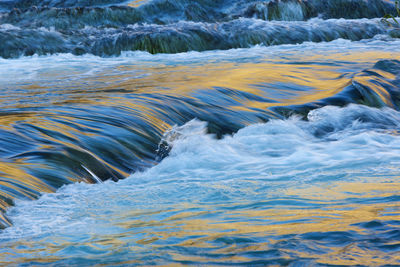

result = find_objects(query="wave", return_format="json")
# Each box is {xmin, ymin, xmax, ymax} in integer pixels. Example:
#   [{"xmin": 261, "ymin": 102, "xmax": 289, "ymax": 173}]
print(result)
[
  {"xmin": 0, "ymin": 0, "xmax": 398, "ymax": 58},
  {"xmin": 1, "ymin": 0, "xmax": 397, "ymax": 21},
  {"xmin": 1, "ymin": 103, "xmax": 400, "ymax": 265},
  {"xmin": 0, "ymin": 18, "xmax": 395, "ymax": 58},
  {"xmin": 0, "ymin": 55, "xmax": 399, "ymax": 228},
  {"xmin": 273, "ymin": 59, "xmax": 400, "ymax": 118},
  {"xmin": 1, "ymin": 0, "xmax": 400, "ymax": 263}
]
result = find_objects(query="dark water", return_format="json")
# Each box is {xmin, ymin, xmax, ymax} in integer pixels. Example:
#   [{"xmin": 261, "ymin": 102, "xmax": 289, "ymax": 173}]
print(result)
[
  {"xmin": 0, "ymin": 0, "xmax": 399, "ymax": 58},
  {"xmin": 0, "ymin": 0, "xmax": 400, "ymax": 265}
]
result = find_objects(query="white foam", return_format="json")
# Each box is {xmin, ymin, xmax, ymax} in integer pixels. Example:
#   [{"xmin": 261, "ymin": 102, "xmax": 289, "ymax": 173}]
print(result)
[
  {"xmin": 0, "ymin": 23, "xmax": 20, "ymax": 30},
  {"xmin": 2, "ymin": 104, "xmax": 400, "ymax": 239},
  {"xmin": 1, "ymin": 37, "xmax": 400, "ymax": 84}
]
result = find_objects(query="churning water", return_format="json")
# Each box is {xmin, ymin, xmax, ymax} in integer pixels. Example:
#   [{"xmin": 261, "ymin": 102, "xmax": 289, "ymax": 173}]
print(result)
[{"xmin": 0, "ymin": 0, "xmax": 400, "ymax": 265}]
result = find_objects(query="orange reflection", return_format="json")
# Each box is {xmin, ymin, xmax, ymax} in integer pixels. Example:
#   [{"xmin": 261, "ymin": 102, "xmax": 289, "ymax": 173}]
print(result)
[
  {"xmin": 109, "ymin": 178, "xmax": 400, "ymax": 265},
  {"xmin": 0, "ymin": 49, "xmax": 399, "ymax": 254},
  {"xmin": 127, "ymin": 0, "xmax": 149, "ymax": 7},
  {"xmin": 0, "ymin": 178, "xmax": 398, "ymax": 265}
]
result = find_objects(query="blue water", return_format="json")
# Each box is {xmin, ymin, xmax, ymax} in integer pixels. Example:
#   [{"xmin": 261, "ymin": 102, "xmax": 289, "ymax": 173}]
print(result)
[
  {"xmin": 2, "ymin": 104, "xmax": 400, "ymax": 265},
  {"xmin": 1, "ymin": 0, "xmax": 400, "ymax": 265}
]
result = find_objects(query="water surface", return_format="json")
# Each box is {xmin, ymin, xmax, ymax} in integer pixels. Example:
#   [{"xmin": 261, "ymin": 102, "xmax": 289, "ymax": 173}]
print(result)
[{"xmin": 0, "ymin": 0, "xmax": 400, "ymax": 265}]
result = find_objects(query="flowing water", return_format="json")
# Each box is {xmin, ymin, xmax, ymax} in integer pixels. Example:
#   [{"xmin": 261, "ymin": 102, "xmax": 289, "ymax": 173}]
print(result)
[{"xmin": 1, "ymin": 0, "xmax": 400, "ymax": 265}]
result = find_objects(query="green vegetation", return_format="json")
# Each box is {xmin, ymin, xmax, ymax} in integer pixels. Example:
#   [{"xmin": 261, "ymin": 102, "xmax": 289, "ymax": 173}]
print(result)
[{"xmin": 382, "ymin": 0, "xmax": 399, "ymax": 26}]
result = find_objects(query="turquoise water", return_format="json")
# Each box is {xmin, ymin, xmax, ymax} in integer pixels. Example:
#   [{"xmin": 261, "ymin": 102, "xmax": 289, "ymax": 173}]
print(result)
[{"xmin": 1, "ymin": 0, "xmax": 400, "ymax": 265}]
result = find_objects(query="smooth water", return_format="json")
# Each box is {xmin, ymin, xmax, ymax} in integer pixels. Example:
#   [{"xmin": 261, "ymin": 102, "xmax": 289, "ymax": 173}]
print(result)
[{"xmin": 1, "ymin": 0, "xmax": 400, "ymax": 265}]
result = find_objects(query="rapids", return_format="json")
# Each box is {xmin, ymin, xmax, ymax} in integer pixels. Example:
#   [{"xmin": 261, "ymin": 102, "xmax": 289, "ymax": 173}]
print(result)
[{"xmin": 0, "ymin": 0, "xmax": 400, "ymax": 265}]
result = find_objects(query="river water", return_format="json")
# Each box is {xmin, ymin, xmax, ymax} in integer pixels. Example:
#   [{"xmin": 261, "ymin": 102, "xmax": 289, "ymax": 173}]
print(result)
[{"xmin": 0, "ymin": 0, "xmax": 400, "ymax": 265}]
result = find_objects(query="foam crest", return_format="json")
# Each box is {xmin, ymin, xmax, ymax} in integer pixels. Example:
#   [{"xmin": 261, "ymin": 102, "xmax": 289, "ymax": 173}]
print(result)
[
  {"xmin": 152, "ymin": 105, "xmax": 400, "ymax": 181},
  {"xmin": 2, "ymin": 104, "xmax": 400, "ymax": 237}
]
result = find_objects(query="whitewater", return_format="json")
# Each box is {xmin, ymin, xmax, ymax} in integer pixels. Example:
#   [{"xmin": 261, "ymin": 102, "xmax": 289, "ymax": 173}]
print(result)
[{"xmin": 0, "ymin": 0, "xmax": 400, "ymax": 265}]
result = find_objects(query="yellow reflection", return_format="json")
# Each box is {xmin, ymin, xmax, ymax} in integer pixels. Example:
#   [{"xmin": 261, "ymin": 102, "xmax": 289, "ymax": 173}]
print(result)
[
  {"xmin": 0, "ymin": 178, "xmax": 398, "ymax": 265},
  {"xmin": 0, "ymin": 49, "xmax": 399, "ymax": 245},
  {"xmin": 353, "ymin": 74, "xmax": 395, "ymax": 107},
  {"xmin": 110, "ymin": 177, "xmax": 400, "ymax": 265},
  {"xmin": 127, "ymin": 0, "xmax": 149, "ymax": 7}
]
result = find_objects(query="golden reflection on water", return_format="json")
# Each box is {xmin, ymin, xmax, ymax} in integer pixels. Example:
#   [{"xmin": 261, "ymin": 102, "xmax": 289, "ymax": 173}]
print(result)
[
  {"xmin": 107, "ymin": 177, "xmax": 400, "ymax": 265},
  {"xmin": 0, "ymin": 56, "xmax": 352, "ymax": 216},
  {"xmin": 127, "ymin": 0, "xmax": 149, "ymax": 7},
  {"xmin": 0, "ymin": 50, "xmax": 400, "ymax": 263},
  {"xmin": 0, "ymin": 178, "xmax": 399, "ymax": 265},
  {"xmin": 176, "ymin": 184, "xmax": 398, "ymax": 265},
  {"xmin": 98, "ymin": 62, "xmax": 348, "ymax": 99},
  {"xmin": 353, "ymin": 74, "xmax": 396, "ymax": 107},
  {"xmin": 1, "ymin": 50, "xmax": 398, "ymax": 113},
  {"xmin": 0, "ymin": 162, "xmax": 53, "ymax": 196}
]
